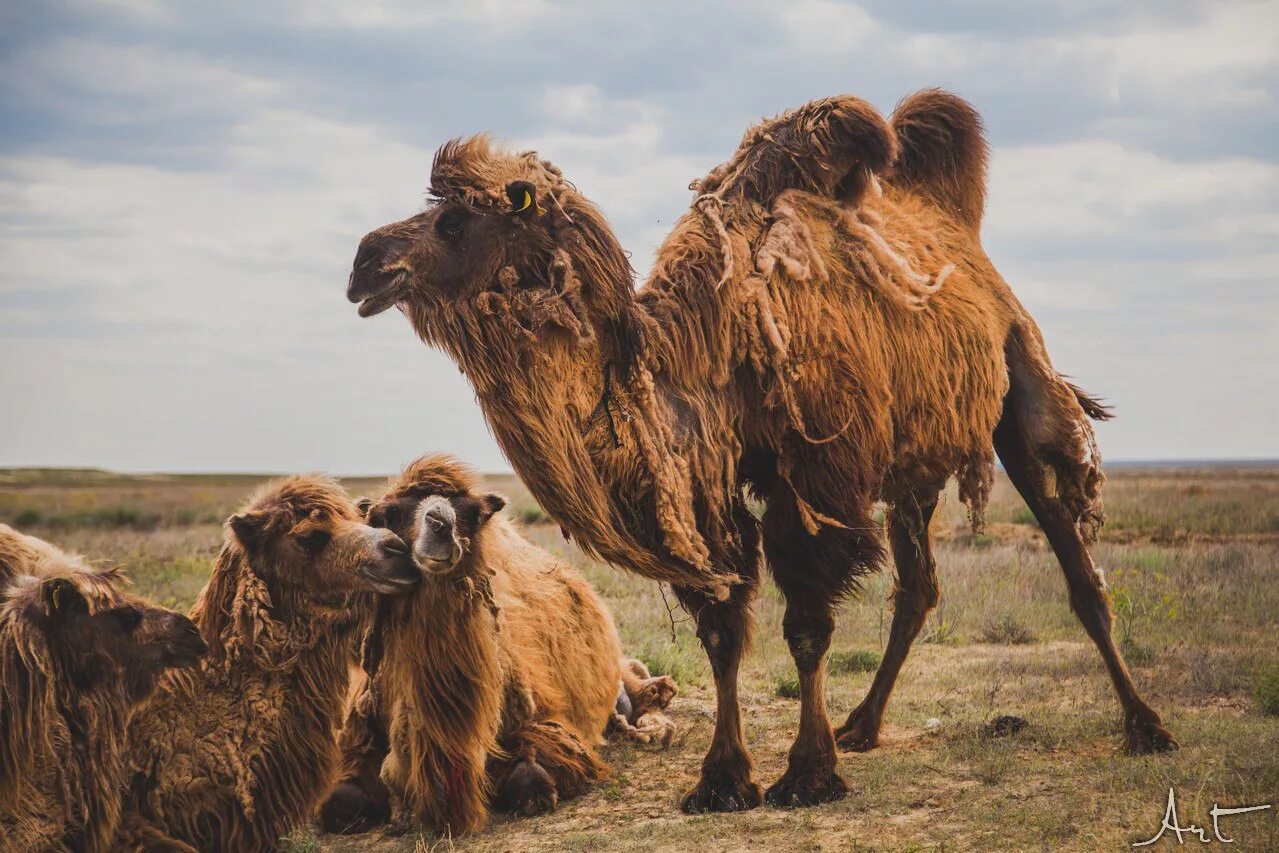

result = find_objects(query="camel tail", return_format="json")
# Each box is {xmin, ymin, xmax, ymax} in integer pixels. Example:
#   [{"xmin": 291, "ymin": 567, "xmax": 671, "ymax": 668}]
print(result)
[
  {"xmin": 889, "ymin": 89, "xmax": 989, "ymax": 234},
  {"xmin": 1068, "ymin": 381, "xmax": 1114, "ymax": 421}
]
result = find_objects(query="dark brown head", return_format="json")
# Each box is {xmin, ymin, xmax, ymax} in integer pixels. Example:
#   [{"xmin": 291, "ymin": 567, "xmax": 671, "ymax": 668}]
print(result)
[
  {"xmin": 5, "ymin": 569, "xmax": 206, "ymax": 704},
  {"xmin": 360, "ymin": 454, "xmax": 505, "ymax": 578},
  {"xmin": 227, "ymin": 475, "xmax": 420, "ymax": 598},
  {"xmin": 346, "ymin": 136, "xmax": 640, "ymax": 370}
]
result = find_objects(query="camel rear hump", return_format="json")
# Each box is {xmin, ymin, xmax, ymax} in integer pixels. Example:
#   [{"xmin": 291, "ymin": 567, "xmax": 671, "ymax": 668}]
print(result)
[{"xmin": 889, "ymin": 89, "xmax": 989, "ymax": 235}]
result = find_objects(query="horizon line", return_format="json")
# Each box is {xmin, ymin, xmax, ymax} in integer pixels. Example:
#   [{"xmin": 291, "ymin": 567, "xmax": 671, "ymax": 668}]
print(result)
[{"xmin": 3, "ymin": 458, "xmax": 1278, "ymax": 480}]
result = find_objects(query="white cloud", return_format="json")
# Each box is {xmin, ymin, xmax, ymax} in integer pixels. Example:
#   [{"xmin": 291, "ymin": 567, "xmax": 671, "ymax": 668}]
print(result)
[
  {"xmin": 1, "ymin": 0, "xmax": 1277, "ymax": 470},
  {"xmin": 986, "ymin": 139, "xmax": 1279, "ymax": 241},
  {"xmin": 281, "ymin": 0, "xmax": 559, "ymax": 31},
  {"xmin": 773, "ymin": 0, "xmax": 879, "ymax": 55}
]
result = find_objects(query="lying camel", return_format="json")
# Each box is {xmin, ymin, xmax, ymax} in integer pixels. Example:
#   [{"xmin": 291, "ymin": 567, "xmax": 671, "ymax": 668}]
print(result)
[
  {"xmin": 116, "ymin": 475, "xmax": 419, "ymax": 852},
  {"xmin": 320, "ymin": 454, "xmax": 675, "ymax": 836},
  {"xmin": 0, "ymin": 529, "xmax": 205, "ymax": 852}
]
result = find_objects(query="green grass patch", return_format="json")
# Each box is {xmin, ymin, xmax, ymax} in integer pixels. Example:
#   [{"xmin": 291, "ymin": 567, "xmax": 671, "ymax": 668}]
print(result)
[
  {"xmin": 774, "ymin": 675, "xmax": 801, "ymax": 699},
  {"xmin": 1255, "ymin": 667, "xmax": 1279, "ymax": 715},
  {"xmin": 829, "ymin": 648, "xmax": 882, "ymax": 674}
]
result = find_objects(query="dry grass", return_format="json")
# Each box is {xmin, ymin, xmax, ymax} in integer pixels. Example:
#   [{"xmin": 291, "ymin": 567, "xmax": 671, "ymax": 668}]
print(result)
[{"xmin": 2, "ymin": 465, "xmax": 1277, "ymax": 850}]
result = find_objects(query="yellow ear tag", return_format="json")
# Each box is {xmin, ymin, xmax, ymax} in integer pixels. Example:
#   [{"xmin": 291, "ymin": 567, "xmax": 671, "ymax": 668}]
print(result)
[{"xmin": 515, "ymin": 190, "xmax": 533, "ymax": 213}]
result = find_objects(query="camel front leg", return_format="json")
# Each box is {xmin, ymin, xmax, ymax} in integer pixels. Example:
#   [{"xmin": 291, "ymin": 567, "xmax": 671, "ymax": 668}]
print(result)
[
  {"xmin": 763, "ymin": 488, "xmax": 883, "ymax": 803},
  {"xmin": 673, "ymin": 573, "xmax": 762, "ymax": 813},
  {"xmin": 766, "ymin": 588, "xmax": 848, "ymax": 806},
  {"xmin": 321, "ymin": 674, "xmax": 392, "ymax": 834}
]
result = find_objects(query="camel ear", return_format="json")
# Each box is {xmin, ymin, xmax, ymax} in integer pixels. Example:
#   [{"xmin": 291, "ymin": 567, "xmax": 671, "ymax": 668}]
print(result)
[
  {"xmin": 505, "ymin": 180, "xmax": 544, "ymax": 217},
  {"xmin": 355, "ymin": 497, "xmax": 374, "ymax": 519},
  {"xmin": 229, "ymin": 510, "xmax": 271, "ymax": 548},
  {"xmin": 705, "ymin": 95, "xmax": 897, "ymax": 209},
  {"xmin": 478, "ymin": 493, "xmax": 506, "ymax": 523},
  {"xmin": 40, "ymin": 578, "xmax": 88, "ymax": 622}
]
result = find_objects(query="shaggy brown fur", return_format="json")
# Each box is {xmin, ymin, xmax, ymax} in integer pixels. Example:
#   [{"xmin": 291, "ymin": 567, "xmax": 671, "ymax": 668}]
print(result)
[
  {"xmin": 116, "ymin": 476, "xmax": 418, "ymax": 852},
  {"xmin": 320, "ymin": 454, "xmax": 675, "ymax": 836},
  {"xmin": 347, "ymin": 89, "xmax": 1175, "ymax": 812},
  {"xmin": 0, "ymin": 523, "xmax": 92, "ymax": 584},
  {"xmin": 0, "ymin": 531, "xmax": 204, "ymax": 852}
]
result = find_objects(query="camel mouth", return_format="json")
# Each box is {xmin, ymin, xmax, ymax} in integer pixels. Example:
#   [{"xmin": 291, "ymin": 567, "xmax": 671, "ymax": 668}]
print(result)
[
  {"xmin": 412, "ymin": 540, "xmax": 464, "ymax": 575},
  {"xmin": 167, "ymin": 634, "xmax": 208, "ymax": 668},
  {"xmin": 414, "ymin": 556, "xmax": 459, "ymax": 576},
  {"xmin": 354, "ymin": 271, "xmax": 409, "ymax": 318},
  {"xmin": 357, "ymin": 563, "xmax": 421, "ymax": 595}
]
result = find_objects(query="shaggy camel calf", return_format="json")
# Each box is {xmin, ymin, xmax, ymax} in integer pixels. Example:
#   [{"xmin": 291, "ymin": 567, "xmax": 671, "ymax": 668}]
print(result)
[
  {"xmin": 0, "ymin": 527, "xmax": 205, "ymax": 852},
  {"xmin": 319, "ymin": 454, "xmax": 675, "ymax": 836},
  {"xmin": 116, "ymin": 475, "xmax": 419, "ymax": 852}
]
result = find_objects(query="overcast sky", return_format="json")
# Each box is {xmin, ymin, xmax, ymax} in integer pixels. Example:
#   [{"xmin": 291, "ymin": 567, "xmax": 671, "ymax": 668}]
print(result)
[{"xmin": 1, "ymin": 1, "xmax": 1276, "ymax": 474}]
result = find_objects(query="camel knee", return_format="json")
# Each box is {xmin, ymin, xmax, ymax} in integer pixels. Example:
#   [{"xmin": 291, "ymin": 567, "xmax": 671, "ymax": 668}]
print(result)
[
  {"xmin": 782, "ymin": 606, "xmax": 835, "ymax": 672},
  {"xmin": 693, "ymin": 604, "xmax": 751, "ymax": 674},
  {"xmin": 893, "ymin": 579, "xmax": 939, "ymax": 619}
]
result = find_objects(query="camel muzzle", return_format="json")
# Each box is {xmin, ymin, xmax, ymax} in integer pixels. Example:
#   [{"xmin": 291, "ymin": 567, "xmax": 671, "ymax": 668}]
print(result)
[{"xmin": 349, "ymin": 236, "xmax": 411, "ymax": 317}]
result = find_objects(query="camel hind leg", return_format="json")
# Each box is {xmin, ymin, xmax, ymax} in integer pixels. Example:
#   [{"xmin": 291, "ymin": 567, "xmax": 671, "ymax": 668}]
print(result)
[
  {"xmin": 834, "ymin": 483, "xmax": 942, "ymax": 752},
  {"xmin": 610, "ymin": 659, "xmax": 677, "ymax": 747},
  {"xmin": 620, "ymin": 657, "xmax": 677, "ymax": 717},
  {"xmin": 995, "ymin": 336, "xmax": 1176, "ymax": 753}
]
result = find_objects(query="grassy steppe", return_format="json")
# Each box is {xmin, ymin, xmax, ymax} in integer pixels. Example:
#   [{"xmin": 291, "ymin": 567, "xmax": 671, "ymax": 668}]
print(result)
[{"xmin": 2, "ymin": 466, "xmax": 1277, "ymax": 851}]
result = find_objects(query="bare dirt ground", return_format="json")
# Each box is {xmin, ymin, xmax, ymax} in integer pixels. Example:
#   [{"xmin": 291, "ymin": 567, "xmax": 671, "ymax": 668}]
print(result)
[{"xmin": 3, "ymin": 466, "xmax": 1277, "ymax": 851}]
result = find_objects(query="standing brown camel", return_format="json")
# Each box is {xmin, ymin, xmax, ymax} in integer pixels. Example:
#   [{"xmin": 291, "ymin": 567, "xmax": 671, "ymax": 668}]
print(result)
[{"xmin": 346, "ymin": 90, "xmax": 1176, "ymax": 811}]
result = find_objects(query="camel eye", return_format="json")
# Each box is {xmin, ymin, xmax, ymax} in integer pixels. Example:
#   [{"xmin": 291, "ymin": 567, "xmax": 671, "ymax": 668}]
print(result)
[
  {"xmin": 436, "ymin": 210, "xmax": 464, "ymax": 239},
  {"xmin": 114, "ymin": 608, "xmax": 142, "ymax": 631},
  {"xmin": 297, "ymin": 529, "xmax": 331, "ymax": 557}
]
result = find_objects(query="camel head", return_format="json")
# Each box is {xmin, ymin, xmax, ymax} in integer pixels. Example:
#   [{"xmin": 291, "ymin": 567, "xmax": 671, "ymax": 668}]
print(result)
[
  {"xmin": 359, "ymin": 453, "xmax": 504, "ymax": 578},
  {"xmin": 4, "ymin": 567, "xmax": 206, "ymax": 703},
  {"xmin": 347, "ymin": 135, "xmax": 641, "ymax": 371},
  {"xmin": 228, "ymin": 475, "xmax": 420, "ymax": 599}
]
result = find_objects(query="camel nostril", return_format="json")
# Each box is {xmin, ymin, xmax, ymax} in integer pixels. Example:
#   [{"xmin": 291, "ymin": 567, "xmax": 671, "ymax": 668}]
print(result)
[{"xmin": 381, "ymin": 537, "xmax": 409, "ymax": 557}]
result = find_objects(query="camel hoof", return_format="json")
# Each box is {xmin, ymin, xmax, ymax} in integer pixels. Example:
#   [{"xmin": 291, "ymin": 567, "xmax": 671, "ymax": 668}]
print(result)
[
  {"xmin": 1125, "ymin": 712, "xmax": 1179, "ymax": 754},
  {"xmin": 319, "ymin": 781, "xmax": 390, "ymax": 834},
  {"xmin": 495, "ymin": 759, "xmax": 559, "ymax": 817},
  {"xmin": 680, "ymin": 770, "xmax": 762, "ymax": 814},
  {"xmin": 764, "ymin": 767, "xmax": 849, "ymax": 808},
  {"xmin": 834, "ymin": 715, "xmax": 881, "ymax": 752}
]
